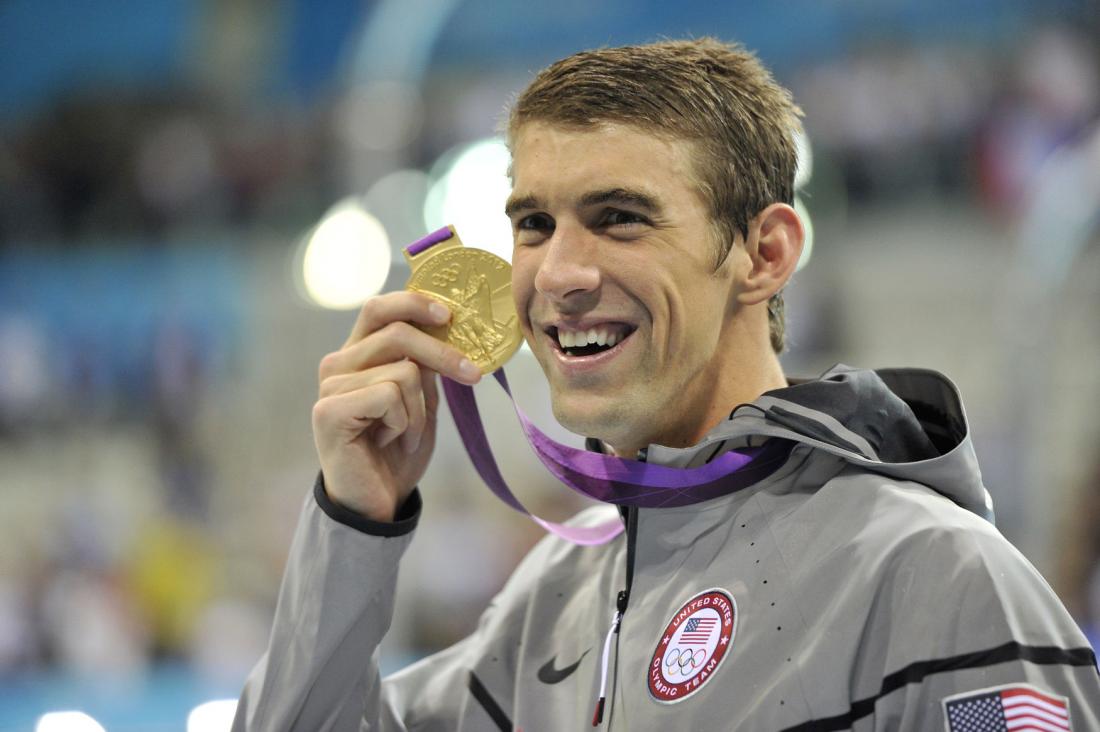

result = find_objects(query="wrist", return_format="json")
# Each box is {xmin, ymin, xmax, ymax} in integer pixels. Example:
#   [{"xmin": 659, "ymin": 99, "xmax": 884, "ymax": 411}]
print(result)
[{"xmin": 313, "ymin": 473, "xmax": 422, "ymax": 537}]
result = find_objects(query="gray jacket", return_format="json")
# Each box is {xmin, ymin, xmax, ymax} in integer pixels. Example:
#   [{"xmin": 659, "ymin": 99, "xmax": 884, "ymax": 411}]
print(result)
[{"xmin": 234, "ymin": 366, "xmax": 1100, "ymax": 730}]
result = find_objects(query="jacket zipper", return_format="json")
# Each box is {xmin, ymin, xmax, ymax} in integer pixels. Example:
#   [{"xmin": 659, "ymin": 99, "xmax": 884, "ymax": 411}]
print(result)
[
  {"xmin": 621, "ymin": 503, "xmax": 638, "ymax": 617},
  {"xmin": 592, "ymin": 504, "xmax": 638, "ymax": 726}
]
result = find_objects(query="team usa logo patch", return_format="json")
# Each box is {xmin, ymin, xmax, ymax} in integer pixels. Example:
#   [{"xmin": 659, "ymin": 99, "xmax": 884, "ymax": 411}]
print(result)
[
  {"xmin": 942, "ymin": 683, "xmax": 1071, "ymax": 731},
  {"xmin": 648, "ymin": 588, "xmax": 736, "ymax": 704}
]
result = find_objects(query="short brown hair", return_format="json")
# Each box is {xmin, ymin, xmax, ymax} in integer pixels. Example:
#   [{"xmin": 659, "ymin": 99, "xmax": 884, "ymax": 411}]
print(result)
[{"xmin": 507, "ymin": 38, "xmax": 802, "ymax": 353}]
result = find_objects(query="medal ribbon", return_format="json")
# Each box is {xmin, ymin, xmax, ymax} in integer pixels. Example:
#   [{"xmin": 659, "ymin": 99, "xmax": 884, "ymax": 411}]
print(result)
[
  {"xmin": 407, "ymin": 228, "xmax": 777, "ymax": 545},
  {"xmin": 441, "ymin": 372, "xmax": 783, "ymax": 545}
]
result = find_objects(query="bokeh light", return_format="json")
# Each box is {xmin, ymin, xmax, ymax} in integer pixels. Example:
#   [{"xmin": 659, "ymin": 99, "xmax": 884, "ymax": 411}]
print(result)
[
  {"xmin": 187, "ymin": 699, "xmax": 238, "ymax": 732},
  {"xmin": 300, "ymin": 199, "xmax": 392, "ymax": 309},
  {"xmin": 423, "ymin": 138, "xmax": 513, "ymax": 261},
  {"xmin": 35, "ymin": 712, "xmax": 106, "ymax": 732}
]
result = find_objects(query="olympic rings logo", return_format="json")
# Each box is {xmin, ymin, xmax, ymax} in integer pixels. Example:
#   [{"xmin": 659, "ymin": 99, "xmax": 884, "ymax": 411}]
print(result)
[{"xmin": 664, "ymin": 647, "xmax": 707, "ymax": 675}]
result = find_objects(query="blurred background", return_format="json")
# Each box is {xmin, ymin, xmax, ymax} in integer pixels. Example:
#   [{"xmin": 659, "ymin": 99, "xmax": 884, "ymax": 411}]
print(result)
[{"xmin": 2, "ymin": 0, "xmax": 1099, "ymax": 729}]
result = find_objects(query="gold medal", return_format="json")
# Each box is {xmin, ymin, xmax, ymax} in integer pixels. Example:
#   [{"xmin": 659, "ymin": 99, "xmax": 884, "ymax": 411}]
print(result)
[{"xmin": 404, "ymin": 225, "xmax": 522, "ymax": 374}]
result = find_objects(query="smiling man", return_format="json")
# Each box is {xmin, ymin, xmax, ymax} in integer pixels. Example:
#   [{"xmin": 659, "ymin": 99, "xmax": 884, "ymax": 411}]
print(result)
[{"xmin": 234, "ymin": 40, "xmax": 1099, "ymax": 731}]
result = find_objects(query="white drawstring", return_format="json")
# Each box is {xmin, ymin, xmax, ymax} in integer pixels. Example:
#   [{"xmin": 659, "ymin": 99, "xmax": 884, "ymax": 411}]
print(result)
[{"xmin": 591, "ymin": 609, "xmax": 622, "ymax": 726}]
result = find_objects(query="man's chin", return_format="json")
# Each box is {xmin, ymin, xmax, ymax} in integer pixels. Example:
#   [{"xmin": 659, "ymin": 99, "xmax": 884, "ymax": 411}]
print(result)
[{"xmin": 550, "ymin": 395, "xmax": 636, "ymax": 448}]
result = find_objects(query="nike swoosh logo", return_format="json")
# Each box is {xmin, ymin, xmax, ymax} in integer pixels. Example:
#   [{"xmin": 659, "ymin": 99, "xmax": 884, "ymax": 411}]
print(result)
[{"xmin": 537, "ymin": 649, "xmax": 591, "ymax": 684}]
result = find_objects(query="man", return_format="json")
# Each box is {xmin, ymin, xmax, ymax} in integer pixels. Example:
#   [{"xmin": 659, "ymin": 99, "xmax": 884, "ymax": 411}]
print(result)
[{"xmin": 234, "ymin": 39, "xmax": 1100, "ymax": 730}]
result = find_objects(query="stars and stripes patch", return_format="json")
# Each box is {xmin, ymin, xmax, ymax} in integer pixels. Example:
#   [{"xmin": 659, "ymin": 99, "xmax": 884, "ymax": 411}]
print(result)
[
  {"xmin": 943, "ymin": 683, "xmax": 1071, "ymax": 731},
  {"xmin": 680, "ymin": 617, "xmax": 717, "ymax": 645}
]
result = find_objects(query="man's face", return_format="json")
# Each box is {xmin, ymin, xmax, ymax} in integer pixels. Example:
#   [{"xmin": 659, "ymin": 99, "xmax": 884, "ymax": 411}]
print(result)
[{"xmin": 507, "ymin": 122, "xmax": 748, "ymax": 455}]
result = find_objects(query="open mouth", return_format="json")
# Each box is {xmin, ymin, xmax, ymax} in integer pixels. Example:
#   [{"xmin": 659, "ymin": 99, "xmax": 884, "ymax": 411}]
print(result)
[{"xmin": 548, "ymin": 324, "xmax": 636, "ymax": 358}]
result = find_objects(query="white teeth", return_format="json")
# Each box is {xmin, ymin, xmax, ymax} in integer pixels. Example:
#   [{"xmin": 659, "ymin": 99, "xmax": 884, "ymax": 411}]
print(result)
[{"xmin": 556, "ymin": 326, "xmax": 627, "ymax": 352}]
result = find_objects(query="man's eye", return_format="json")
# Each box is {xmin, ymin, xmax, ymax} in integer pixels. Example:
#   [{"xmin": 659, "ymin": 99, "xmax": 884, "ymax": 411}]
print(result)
[
  {"xmin": 514, "ymin": 213, "xmax": 553, "ymax": 246},
  {"xmin": 517, "ymin": 213, "xmax": 553, "ymax": 231},
  {"xmin": 602, "ymin": 209, "xmax": 647, "ymax": 227}
]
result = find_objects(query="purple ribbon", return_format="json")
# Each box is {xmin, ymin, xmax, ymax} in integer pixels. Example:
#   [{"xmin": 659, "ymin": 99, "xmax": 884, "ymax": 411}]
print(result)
[
  {"xmin": 407, "ymin": 226, "xmax": 455, "ymax": 255},
  {"xmin": 442, "ymin": 371, "xmax": 781, "ymax": 545}
]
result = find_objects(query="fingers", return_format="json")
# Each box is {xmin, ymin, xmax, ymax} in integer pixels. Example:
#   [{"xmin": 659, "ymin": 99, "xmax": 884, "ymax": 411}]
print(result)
[
  {"xmin": 398, "ymin": 366, "xmax": 436, "ymax": 454},
  {"xmin": 344, "ymin": 291, "xmax": 450, "ymax": 348},
  {"xmin": 315, "ymin": 290, "xmax": 477, "ymax": 461},
  {"xmin": 323, "ymin": 320, "xmax": 481, "ymax": 386},
  {"xmin": 320, "ymin": 361, "xmax": 428, "ymax": 453},
  {"xmin": 374, "ymin": 397, "xmax": 410, "ymax": 449},
  {"xmin": 324, "ymin": 291, "xmax": 481, "ymax": 386},
  {"xmin": 313, "ymin": 380, "xmax": 407, "ymax": 445}
]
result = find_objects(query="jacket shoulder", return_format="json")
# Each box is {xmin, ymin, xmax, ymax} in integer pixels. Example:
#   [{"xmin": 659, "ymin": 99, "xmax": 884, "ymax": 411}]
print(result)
[
  {"xmin": 767, "ymin": 467, "xmax": 1099, "ymax": 730},
  {"xmin": 770, "ymin": 464, "xmax": 1090, "ymax": 659}
]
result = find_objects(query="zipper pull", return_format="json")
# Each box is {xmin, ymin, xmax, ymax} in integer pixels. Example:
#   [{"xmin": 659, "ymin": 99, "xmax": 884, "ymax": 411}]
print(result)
[{"xmin": 591, "ymin": 608, "xmax": 623, "ymax": 727}]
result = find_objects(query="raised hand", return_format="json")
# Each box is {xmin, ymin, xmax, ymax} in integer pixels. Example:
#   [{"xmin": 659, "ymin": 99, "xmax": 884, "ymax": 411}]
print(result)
[{"xmin": 312, "ymin": 292, "xmax": 481, "ymax": 521}]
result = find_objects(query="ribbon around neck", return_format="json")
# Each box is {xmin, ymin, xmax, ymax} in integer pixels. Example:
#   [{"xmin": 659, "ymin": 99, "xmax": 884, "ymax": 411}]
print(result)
[{"xmin": 441, "ymin": 370, "xmax": 768, "ymax": 546}]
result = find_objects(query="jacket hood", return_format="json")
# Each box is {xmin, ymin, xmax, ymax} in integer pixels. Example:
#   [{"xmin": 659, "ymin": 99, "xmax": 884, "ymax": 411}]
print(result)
[{"xmin": 644, "ymin": 364, "xmax": 995, "ymax": 523}]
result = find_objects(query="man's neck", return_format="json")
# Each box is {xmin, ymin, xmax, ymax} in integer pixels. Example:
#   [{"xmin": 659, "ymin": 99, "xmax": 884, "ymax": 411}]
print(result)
[{"xmin": 605, "ymin": 355, "xmax": 788, "ymax": 459}]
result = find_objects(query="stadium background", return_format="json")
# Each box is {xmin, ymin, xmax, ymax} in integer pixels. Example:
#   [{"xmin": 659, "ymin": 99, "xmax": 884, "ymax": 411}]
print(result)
[{"xmin": 0, "ymin": 1, "xmax": 1098, "ymax": 729}]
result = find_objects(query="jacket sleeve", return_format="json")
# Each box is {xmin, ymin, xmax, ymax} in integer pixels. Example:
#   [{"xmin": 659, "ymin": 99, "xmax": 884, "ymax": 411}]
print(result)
[
  {"xmin": 866, "ymin": 519, "xmax": 1100, "ymax": 731},
  {"xmin": 232, "ymin": 476, "xmax": 424, "ymax": 732}
]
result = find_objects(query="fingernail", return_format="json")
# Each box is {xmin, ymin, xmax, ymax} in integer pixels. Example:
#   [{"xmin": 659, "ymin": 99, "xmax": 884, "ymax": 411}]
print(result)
[
  {"xmin": 429, "ymin": 302, "xmax": 449, "ymax": 322},
  {"xmin": 459, "ymin": 359, "xmax": 481, "ymax": 380}
]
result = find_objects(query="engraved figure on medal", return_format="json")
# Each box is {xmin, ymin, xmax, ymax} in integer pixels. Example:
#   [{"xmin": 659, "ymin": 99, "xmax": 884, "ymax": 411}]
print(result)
[{"xmin": 447, "ymin": 272, "xmax": 510, "ymax": 364}]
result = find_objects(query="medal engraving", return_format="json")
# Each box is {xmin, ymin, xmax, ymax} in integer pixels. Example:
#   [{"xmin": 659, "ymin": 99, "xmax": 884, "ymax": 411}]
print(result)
[{"xmin": 405, "ymin": 227, "xmax": 522, "ymax": 374}]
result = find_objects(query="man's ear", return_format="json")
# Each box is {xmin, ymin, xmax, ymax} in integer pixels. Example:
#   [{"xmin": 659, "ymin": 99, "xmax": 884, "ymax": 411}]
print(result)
[{"xmin": 736, "ymin": 203, "xmax": 804, "ymax": 306}]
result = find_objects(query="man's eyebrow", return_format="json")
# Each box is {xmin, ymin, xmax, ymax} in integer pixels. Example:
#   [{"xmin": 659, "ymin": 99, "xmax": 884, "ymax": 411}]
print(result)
[
  {"xmin": 579, "ymin": 188, "xmax": 662, "ymax": 214},
  {"xmin": 504, "ymin": 195, "xmax": 540, "ymax": 219},
  {"xmin": 504, "ymin": 188, "xmax": 663, "ymax": 219}
]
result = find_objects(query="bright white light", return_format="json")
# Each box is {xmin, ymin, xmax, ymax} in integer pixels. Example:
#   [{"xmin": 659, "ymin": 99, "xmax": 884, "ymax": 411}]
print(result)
[
  {"xmin": 794, "ymin": 196, "xmax": 814, "ymax": 272},
  {"xmin": 187, "ymin": 699, "xmax": 239, "ymax": 732},
  {"xmin": 423, "ymin": 138, "xmax": 513, "ymax": 262},
  {"xmin": 302, "ymin": 199, "xmax": 392, "ymax": 309},
  {"xmin": 793, "ymin": 130, "xmax": 813, "ymax": 191},
  {"xmin": 35, "ymin": 711, "xmax": 106, "ymax": 732}
]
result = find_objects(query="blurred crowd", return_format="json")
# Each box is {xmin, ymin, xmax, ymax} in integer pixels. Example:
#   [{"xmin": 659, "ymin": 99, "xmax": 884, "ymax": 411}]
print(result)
[{"xmin": 1, "ymin": 6, "xmax": 1098, "ymax": 721}]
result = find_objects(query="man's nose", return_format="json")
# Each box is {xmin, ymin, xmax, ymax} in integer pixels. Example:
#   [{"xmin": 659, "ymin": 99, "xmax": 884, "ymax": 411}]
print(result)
[{"xmin": 533, "ymin": 226, "xmax": 601, "ymax": 303}]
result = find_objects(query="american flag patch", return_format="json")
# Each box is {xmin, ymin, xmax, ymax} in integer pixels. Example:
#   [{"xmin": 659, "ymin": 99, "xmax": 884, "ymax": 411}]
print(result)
[
  {"xmin": 680, "ymin": 617, "xmax": 716, "ymax": 645},
  {"xmin": 943, "ymin": 683, "xmax": 1071, "ymax": 731}
]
